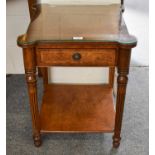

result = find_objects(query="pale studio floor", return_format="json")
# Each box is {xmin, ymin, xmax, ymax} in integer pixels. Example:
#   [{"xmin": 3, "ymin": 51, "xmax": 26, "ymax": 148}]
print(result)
[{"xmin": 6, "ymin": 0, "xmax": 149, "ymax": 155}]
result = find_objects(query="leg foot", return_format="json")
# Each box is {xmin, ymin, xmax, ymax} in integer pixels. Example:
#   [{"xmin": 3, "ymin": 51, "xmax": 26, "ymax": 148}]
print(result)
[
  {"xmin": 33, "ymin": 134, "xmax": 42, "ymax": 147},
  {"xmin": 112, "ymin": 136, "xmax": 121, "ymax": 148}
]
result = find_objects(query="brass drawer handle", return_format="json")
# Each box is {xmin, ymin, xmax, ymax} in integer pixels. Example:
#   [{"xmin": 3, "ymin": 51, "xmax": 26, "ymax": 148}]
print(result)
[{"xmin": 72, "ymin": 53, "xmax": 81, "ymax": 61}]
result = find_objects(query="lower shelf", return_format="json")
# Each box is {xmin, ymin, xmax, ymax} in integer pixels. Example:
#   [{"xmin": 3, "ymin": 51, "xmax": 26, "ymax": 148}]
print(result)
[{"xmin": 40, "ymin": 84, "xmax": 115, "ymax": 133}]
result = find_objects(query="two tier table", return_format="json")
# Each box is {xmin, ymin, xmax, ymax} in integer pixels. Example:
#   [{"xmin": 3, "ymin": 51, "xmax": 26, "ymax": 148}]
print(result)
[{"xmin": 17, "ymin": 3, "xmax": 137, "ymax": 148}]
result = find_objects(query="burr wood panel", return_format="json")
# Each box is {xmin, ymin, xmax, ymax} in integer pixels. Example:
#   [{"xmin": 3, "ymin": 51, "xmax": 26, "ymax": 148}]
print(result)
[{"xmin": 36, "ymin": 49, "xmax": 116, "ymax": 66}]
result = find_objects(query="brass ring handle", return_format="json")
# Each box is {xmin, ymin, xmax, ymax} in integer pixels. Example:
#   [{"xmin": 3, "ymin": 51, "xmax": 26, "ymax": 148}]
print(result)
[{"xmin": 72, "ymin": 53, "xmax": 81, "ymax": 61}]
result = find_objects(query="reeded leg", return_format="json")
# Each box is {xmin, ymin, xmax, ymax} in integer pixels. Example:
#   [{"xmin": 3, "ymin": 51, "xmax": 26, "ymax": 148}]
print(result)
[
  {"xmin": 113, "ymin": 47, "xmax": 131, "ymax": 148},
  {"xmin": 23, "ymin": 47, "xmax": 41, "ymax": 147},
  {"xmin": 113, "ymin": 74, "xmax": 127, "ymax": 148}
]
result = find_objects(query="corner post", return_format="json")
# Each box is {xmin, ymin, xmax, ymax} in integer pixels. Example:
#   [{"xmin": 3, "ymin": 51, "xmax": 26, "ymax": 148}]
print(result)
[
  {"xmin": 23, "ymin": 47, "xmax": 41, "ymax": 147},
  {"xmin": 113, "ymin": 46, "xmax": 131, "ymax": 148}
]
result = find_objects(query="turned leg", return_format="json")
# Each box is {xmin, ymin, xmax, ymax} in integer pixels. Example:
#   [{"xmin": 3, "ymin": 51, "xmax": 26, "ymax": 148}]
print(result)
[
  {"xmin": 113, "ymin": 48, "xmax": 131, "ymax": 148},
  {"xmin": 23, "ymin": 47, "xmax": 41, "ymax": 147}
]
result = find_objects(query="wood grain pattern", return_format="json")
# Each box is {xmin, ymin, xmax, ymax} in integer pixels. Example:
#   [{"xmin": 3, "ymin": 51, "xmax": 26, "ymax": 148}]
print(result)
[
  {"xmin": 40, "ymin": 84, "xmax": 115, "ymax": 133},
  {"xmin": 36, "ymin": 49, "xmax": 116, "ymax": 66}
]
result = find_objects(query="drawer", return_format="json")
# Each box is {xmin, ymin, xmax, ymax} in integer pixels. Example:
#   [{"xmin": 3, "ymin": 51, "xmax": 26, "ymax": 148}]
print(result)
[{"xmin": 36, "ymin": 49, "xmax": 116, "ymax": 66}]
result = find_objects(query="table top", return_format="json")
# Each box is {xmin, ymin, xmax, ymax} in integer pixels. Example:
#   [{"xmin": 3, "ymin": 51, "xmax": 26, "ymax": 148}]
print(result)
[{"xmin": 17, "ymin": 4, "xmax": 137, "ymax": 45}]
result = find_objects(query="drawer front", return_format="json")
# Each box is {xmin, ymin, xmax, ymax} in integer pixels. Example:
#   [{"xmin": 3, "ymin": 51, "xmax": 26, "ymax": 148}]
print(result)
[{"xmin": 36, "ymin": 49, "xmax": 116, "ymax": 66}]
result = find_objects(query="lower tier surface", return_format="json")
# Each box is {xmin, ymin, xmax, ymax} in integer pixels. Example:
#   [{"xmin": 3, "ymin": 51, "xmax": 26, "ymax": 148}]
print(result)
[{"xmin": 40, "ymin": 84, "xmax": 115, "ymax": 133}]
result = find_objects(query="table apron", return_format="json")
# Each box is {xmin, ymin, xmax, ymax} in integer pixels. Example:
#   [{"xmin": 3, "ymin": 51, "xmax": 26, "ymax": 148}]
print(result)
[{"xmin": 36, "ymin": 48, "xmax": 117, "ymax": 67}]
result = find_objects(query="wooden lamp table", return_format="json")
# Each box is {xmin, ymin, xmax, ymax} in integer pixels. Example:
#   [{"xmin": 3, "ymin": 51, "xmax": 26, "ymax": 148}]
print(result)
[{"xmin": 17, "ymin": 3, "xmax": 137, "ymax": 148}]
